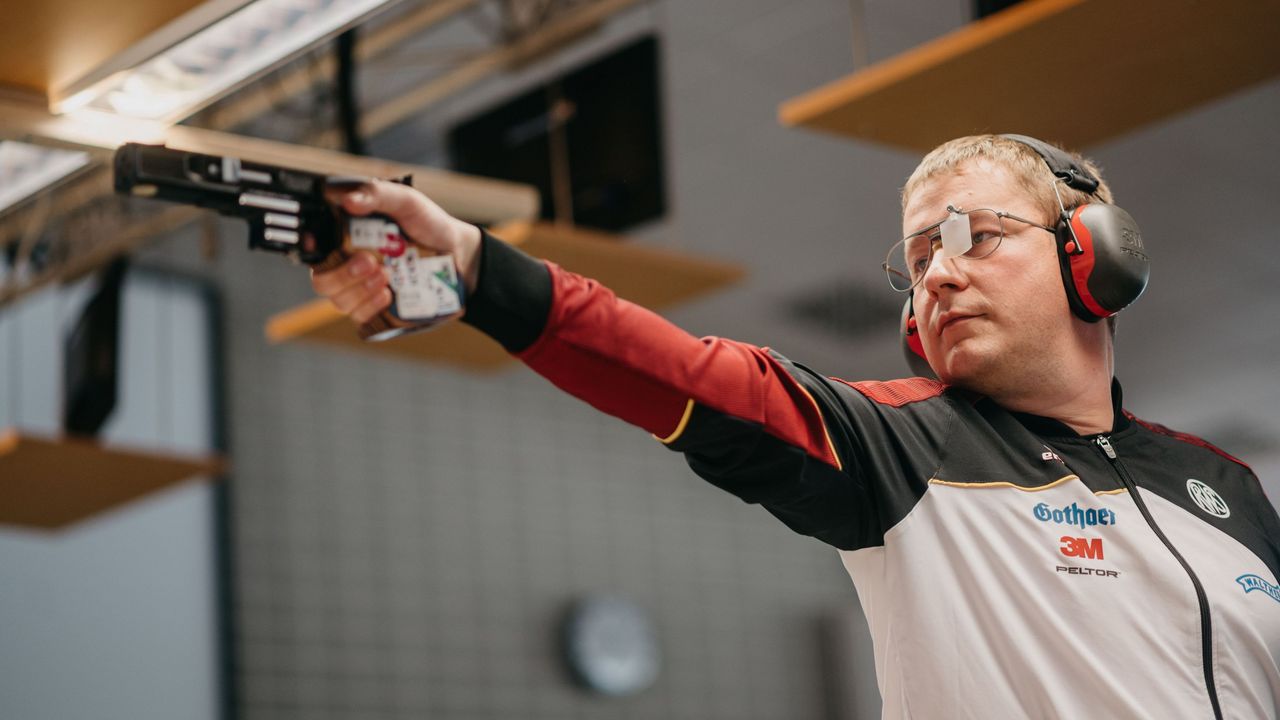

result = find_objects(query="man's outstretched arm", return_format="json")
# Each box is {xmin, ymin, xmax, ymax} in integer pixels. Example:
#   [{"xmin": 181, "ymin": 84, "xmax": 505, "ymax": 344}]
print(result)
[
  {"xmin": 315, "ymin": 179, "xmax": 840, "ymax": 463},
  {"xmin": 314, "ymin": 180, "xmax": 885, "ymax": 548}
]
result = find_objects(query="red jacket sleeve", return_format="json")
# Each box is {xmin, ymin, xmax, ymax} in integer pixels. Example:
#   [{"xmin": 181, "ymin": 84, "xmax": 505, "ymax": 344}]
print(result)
[{"xmin": 515, "ymin": 263, "xmax": 841, "ymax": 470}]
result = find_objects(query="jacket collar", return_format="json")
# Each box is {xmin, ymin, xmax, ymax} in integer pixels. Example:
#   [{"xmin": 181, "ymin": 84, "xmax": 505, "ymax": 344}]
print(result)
[{"xmin": 1005, "ymin": 377, "xmax": 1131, "ymax": 438}]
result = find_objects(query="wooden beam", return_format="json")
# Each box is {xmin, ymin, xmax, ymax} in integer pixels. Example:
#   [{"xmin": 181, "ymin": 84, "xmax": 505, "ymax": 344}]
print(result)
[
  {"xmin": 162, "ymin": 125, "xmax": 538, "ymax": 224},
  {"xmin": 312, "ymin": 0, "xmax": 643, "ymax": 146},
  {"xmin": 0, "ymin": 167, "xmax": 112, "ymax": 244},
  {"xmin": 0, "ymin": 111, "xmax": 538, "ymax": 307},
  {"xmin": 0, "ymin": 205, "xmax": 202, "ymax": 306},
  {"xmin": 203, "ymin": 0, "xmax": 481, "ymax": 131},
  {"xmin": 778, "ymin": 0, "xmax": 1280, "ymax": 152},
  {"xmin": 0, "ymin": 98, "xmax": 538, "ymax": 223}
]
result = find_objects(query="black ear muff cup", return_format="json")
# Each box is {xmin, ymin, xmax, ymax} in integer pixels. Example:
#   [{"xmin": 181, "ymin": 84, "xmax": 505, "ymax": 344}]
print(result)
[{"xmin": 1058, "ymin": 204, "xmax": 1150, "ymax": 322}]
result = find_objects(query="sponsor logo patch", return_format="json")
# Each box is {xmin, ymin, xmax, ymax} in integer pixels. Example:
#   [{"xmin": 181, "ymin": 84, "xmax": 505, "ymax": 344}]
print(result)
[
  {"xmin": 1236, "ymin": 574, "xmax": 1280, "ymax": 605},
  {"xmin": 1059, "ymin": 536, "xmax": 1104, "ymax": 560},
  {"xmin": 1056, "ymin": 565, "xmax": 1119, "ymax": 579},
  {"xmin": 1040, "ymin": 446, "xmax": 1063, "ymax": 463},
  {"xmin": 1033, "ymin": 502, "xmax": 1117, "ymax": 529},
  {"xmin": 1186, "ymin": 478, "xmax": 1229, "ymax": 518}
]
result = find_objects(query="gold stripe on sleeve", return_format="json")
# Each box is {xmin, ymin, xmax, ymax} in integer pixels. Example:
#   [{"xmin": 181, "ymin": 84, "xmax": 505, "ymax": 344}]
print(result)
[{"xmin": 654, "ymin": 398, "xmax": 697, "ymax": 445}]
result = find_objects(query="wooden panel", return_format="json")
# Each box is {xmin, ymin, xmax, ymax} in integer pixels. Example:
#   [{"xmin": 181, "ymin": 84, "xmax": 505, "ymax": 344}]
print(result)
[
  {"xmin": 0, "ymin": 0, "xmax": 214, "ymax": 96},
  {"xmin": 164, "ymin": 126, "xmax": 541, "ymax": 226},
  {"xmin": 0, "ymin": 104, "xmax": 541, "ymax": 226},
  {"xmin": 497, "ymin": 221, "xmax": 745, "ymax": 308},
  {"xmin": 264, "ymin": 222, "xmax": 745, "ymax": 370},
  {"xmin": 0, "ymin": 428, "xmax": 224, "ymax": 529},
  {"xmin": 778, "ymin": 0, "xmax": 1280, "ymax": 152}
]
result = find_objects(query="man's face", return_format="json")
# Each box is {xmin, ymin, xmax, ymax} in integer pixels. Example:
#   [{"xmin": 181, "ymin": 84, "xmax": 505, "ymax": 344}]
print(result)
[{"xmin": 902, "ymin": 161, "xmax": 1074, "ymax": 394}]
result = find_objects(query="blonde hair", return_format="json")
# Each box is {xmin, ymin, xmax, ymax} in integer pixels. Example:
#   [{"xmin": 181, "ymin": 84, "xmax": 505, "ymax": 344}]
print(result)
[{"xmin": 901, "ymin": 135, "xmax": 1114, "ymax": 224}]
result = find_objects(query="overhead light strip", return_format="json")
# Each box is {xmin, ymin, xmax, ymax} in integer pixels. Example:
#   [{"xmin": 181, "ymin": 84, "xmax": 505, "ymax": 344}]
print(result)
[
  {"xmin": 54, "ymin": 0, "xmax": 400, "ymax": 123},
  {"xmin": 0, "ymin": 141, "xmax": 92, "ymax": 216}
]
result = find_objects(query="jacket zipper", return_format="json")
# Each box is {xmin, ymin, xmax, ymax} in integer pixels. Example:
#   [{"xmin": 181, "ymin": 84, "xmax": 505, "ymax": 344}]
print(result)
[{"xmin": 1094, "ymin": 435, "xmax": 1224, "ymax": 720}]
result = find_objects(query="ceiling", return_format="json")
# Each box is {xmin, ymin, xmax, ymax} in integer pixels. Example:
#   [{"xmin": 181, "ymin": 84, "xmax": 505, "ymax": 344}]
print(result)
[{"xmin": 0, "ymin": 0, "xmax": 215, "ymax": 100}]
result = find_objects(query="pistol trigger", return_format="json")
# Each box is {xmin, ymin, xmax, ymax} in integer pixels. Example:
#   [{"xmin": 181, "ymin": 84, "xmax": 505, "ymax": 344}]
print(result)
[{"xmin": 247, "ymin": 218, "xmax": 265, "ymax": 252}]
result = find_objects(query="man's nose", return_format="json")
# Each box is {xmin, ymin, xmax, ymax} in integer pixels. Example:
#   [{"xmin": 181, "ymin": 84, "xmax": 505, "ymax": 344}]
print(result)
[{"xmin": 922, "ymin": 252, "xmax": 969, "ymax": 293}]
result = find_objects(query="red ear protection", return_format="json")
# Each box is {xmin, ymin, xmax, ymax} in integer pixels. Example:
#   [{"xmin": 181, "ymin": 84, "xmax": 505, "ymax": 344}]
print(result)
[
  {"xmin": 901, "ymin": 297, "xmax": 936, "ymax": 379},
  {"xmin": 1057, "ymin": 203, "xmax": 1149, "ymax": 322}
]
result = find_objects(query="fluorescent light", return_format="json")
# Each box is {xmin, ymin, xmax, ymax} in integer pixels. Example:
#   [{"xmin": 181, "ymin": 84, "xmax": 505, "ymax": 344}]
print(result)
[
  {"xmin": 0, "ymin": 142, "xmax": 92, "ymax": 215},
  {"xmin": 51, "ymin": 0, "xmax": 398, "ymax": 123}
]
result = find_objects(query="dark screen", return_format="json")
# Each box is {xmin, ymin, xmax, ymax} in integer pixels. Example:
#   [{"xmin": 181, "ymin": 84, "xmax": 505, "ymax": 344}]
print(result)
[
  {"xmin": 448, "ymin": 36, "xmax": 666, "ymax": 232},
  {"xmin": 974, "ymin": 0, "xmax": 1026, "ymax": 18},
  {"xmin": 63, "ymin": 257, "xmax": 127, "ymax": 437}
]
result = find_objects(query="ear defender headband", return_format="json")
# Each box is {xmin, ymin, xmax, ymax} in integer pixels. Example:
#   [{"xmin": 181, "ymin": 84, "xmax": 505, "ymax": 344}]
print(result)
[{"xmin": 900, "ymin": 134, "xmax": 1151, "ymax": 377}]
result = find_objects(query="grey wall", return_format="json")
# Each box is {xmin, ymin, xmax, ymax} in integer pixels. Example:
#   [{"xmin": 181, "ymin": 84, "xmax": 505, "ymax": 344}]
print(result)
[{"xmin": 0, "ymin": 271, "xmax": 223, "ymax": 720}]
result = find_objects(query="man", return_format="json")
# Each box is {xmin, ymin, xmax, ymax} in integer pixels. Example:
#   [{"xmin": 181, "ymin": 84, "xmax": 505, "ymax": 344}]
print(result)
[{"xmin": 313, "ymin": 135, "xmax": 1280, "ymax": 718}]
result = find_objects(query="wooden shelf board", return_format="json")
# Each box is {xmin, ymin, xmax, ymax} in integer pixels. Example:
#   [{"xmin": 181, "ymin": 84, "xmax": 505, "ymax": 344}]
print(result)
[
  {"xmin": 0, "ymin": 428, "xmax": 224, "ymax": 530},
  {"xmin": 163, "ymin": 126, "xmax": 540, "ymax": 226},
  {"xmin": 0, "ymin": 0, "xmax": 210, "ymax": 98},
  {"xmin": 778, "ymin": 0, "xmax": 1280, "ymax": 151},
  {"xmin": 265, "ymin": 221, "xmax": 744, "ymax": 371}
]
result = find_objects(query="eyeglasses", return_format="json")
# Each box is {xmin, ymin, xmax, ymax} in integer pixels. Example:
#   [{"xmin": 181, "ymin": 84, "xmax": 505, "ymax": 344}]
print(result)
[{"xmin": 883, "ymin": 205, "xmax": 1056, "ymax": 292}]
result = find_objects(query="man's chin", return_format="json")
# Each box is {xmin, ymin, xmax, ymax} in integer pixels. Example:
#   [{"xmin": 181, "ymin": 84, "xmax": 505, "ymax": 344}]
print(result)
[{"xmin": 931, "ymin": 344, "xmax": 995, "ymax": 389}]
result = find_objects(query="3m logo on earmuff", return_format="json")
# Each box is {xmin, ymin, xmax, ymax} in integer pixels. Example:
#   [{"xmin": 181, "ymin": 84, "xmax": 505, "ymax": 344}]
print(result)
[
  {"xmin": 1121, "ymin": 227, "xmax": 1143, "ymax": 252},
  {"xmin": 1057, "ymin": 203, "xmax": 1149, "ymax": 322}
]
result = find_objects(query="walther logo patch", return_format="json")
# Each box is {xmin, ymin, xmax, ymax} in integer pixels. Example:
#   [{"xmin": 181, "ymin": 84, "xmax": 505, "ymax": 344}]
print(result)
[{"xmin": 1236, "ymin": 574, "xmax": 1280, "ymax": 605}]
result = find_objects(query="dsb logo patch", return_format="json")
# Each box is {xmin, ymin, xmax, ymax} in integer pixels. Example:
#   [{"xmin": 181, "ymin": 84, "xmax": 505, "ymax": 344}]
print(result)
[{"xmin": 1060, "ymin": 536, "xmax": 1104, "ymax": 560}]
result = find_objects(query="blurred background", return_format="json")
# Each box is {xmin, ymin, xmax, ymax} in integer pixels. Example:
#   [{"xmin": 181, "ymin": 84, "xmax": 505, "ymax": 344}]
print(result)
[{"xmin": 1, "ymin": 1, "xmax": 1277, "ymax": 718}]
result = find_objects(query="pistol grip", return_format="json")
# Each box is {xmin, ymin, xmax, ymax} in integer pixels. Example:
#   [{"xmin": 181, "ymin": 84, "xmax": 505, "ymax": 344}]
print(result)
[
  {"xmin": 310, "ymin": 247, "xmax": 350, "ymax": 274},
  {"xmin": 358, "ymin": 314, "xmax": 397, "ymax": 341}
]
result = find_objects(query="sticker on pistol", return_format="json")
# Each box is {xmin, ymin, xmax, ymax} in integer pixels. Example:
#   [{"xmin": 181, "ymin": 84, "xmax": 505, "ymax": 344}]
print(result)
[
  {"xmin": 349, "ymin": 216, "xmax": 407, "ymax": 257},
  {"xmin": 386, "ymin": 249, "xmax": 462, "ymax": 321}
]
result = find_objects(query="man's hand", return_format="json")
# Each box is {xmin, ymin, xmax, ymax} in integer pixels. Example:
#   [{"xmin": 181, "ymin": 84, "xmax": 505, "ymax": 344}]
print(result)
[{"xmin": 312, "ymin": 179, "xmax": 483, "ymax": 324}]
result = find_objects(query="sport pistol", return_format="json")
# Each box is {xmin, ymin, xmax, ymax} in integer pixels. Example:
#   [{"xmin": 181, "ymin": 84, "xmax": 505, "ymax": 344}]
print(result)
[{"xmin": 113, "ymin": 143, "xmax": 464, "ymax": 340}]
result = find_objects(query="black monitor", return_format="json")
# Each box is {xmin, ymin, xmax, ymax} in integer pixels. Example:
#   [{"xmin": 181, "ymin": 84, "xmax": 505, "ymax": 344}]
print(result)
[
  {"xmin": 63, "ymin": 257, "xmax": 127, "ymax": 437},
  {"xmin": 448, "ymin": 36, "xmax": 666, "ymax": 232},
  {"xmin": 975, "ymin": 0, "xmax": 1026, "ymax": 18}
]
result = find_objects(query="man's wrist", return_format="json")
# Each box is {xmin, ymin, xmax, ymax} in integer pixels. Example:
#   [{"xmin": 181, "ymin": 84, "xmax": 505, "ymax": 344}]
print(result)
[
  {"xmin": 460, "ymin": 228, "xmax": 552, "ymax": 353},
  {"xmin": 452, "ymin": 221, "xmax": 483, "ymax": 293}
]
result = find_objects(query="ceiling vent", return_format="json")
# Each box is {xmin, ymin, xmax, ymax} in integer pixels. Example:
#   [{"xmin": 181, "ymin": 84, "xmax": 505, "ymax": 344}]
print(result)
[{"xmin": 784, "ymin": 279, "xmax": 901, "ymax": 340}]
